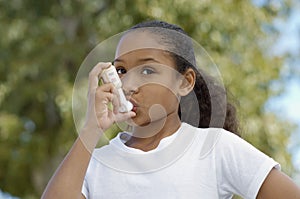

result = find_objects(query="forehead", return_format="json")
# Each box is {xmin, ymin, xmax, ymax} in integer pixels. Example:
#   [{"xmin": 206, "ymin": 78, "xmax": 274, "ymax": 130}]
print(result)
[
  {"xmin": 114, "ymin": 48, "xmax": 175, "ymax": 70},
  {"xmin": 115, "ymin": 30, "xmax": 168, "ymax": 58}
]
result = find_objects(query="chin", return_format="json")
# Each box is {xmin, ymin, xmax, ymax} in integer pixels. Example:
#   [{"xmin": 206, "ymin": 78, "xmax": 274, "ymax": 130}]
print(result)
[
  {"xmin": 125, "ymin": 119, "xmax": 149, "ymax": 127},
  {"xmin": 124, "ymin": 114, "xmax": 152, "ymax": 127}
]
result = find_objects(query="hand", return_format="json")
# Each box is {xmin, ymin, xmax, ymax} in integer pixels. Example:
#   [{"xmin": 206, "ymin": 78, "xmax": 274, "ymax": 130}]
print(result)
[{"xmin": 83, "ymin": 62, "xmax": 136, "ymax": 132}]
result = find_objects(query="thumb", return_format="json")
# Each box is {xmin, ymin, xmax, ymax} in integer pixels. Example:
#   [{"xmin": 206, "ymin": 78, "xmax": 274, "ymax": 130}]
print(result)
[{"xmin": 114, "ymin": 111, "xmax": 136, "ymax": 122}]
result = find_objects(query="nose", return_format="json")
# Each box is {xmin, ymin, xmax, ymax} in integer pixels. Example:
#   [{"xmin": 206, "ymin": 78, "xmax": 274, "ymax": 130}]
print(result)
[{"xmin": 121, "ymin": 72, "xmax": 139, "ymax": 96}]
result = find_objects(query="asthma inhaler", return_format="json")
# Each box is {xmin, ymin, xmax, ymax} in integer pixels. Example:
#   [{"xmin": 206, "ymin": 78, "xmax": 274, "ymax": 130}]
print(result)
[{"xmin": 101, "ymin": 65, "xmax": 133, "ymax": 112}]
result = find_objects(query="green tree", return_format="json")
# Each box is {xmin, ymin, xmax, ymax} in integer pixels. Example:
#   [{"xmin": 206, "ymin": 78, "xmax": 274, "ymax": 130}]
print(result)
[{"xmin": 0, "ymin": 0, "xmax": 295, "ymax": 198}]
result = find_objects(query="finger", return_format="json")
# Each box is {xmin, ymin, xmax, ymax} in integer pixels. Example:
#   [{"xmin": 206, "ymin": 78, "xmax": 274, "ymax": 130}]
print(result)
[
  {"xmin": 95, "ymin": 92, "xmax": 114, "ymax": 107},
  {"xmin": 114, "ymin": 111, "xmax": 136, "ymax": 122},
  {"xmin": 97, "ymin": 82, "xmax": 115, "ymax": 93},
  {"xmin": 96, "ymin": 106, "xmax": 108, "ymax": 118},
  {"xmin": 88, "ymin": 62, "xmax": 111, "ymax": 91},
  {"xmin": 87, "ymin": 83, "xmax": 113, "ymax": 119},
  {"xmin": 111, "ymin": 88, "xmax": 120, "ymax": 114},
  {"xmin": 97, "ymin": 83, "xmax": 120, "ymax": 113},
  {"xmin": 111, "ymin": 94, "xmax": 120, "ymax": 114},
  {"xmin": 95, "ymin": 95, "xmax": 112, "ymax": 119}
]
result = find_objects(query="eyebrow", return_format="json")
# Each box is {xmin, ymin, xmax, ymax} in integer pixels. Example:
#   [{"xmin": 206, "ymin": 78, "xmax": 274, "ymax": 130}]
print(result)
[
  {"xmin": 113, "ymin": 57, "xmax": 160, "ymax": 64},
  {"xmin": 113, "ymin": 58, "xmax": 123, "ymax": 63},
  {"xmin": 137, "ymin": 58, "xmax": 160, "ymax": 63}
]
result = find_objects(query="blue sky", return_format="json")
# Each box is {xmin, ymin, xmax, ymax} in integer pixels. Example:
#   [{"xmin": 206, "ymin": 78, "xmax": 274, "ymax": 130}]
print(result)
[{"xmin": 264, "ymin": 0, "xmax": 300, "ymax": 184}]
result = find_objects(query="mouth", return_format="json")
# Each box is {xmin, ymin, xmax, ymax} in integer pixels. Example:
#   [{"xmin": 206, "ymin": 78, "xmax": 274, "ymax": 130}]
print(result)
[
  {"xmin": 129, "ymin": 98, "xmax": 139, "ymax": 112},
  {"xmin": 132, "ymin": 106, "xmax": 138, "ymax": 113}
]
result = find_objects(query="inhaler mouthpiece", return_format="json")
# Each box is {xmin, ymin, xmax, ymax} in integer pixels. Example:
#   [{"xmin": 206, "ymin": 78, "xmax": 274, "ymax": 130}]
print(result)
[{"xmin": 117, "ymin": 88, "xmax": 133, "ymax": 112}]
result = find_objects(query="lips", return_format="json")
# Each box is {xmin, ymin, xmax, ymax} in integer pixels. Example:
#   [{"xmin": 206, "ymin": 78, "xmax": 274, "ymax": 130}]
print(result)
[
  {"xmin": 129, "ymin": 98, "xmax": 139, "ymax": 112},
  {"xmin": 132, "ymin": 106, "xmax": 138, "ymax": 112}
]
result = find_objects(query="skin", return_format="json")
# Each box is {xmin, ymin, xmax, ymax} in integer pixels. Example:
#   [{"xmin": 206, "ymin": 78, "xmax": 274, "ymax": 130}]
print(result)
[
  {"xmin": 114, "ymin": 49, "xmax": 193, "ymax": 151},
  {"xmin": 41, "ymin": 30, "xmax": 300, "ymax": 199},
  {"xmin": 41, "ymin": 62, "xmax": 135, "ymax": 199},
  {"xmin": 257, "ymin": 168, "xmax": 300, "ymax": 198}
]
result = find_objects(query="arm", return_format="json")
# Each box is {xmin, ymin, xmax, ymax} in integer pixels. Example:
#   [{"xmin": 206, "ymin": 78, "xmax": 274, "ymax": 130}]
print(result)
[
  {"xmin": 41, "ymin": 132, "xmax": 99, "ymax": 199},
  {"xmin": 215, "ymin": 130, "xmax": 300, "ymax": 199},
  {"xmin": 257, "ymin": 168, "xmax": 300, "ymax": 199},
  {"xmin": 41, "ymin": 62, "xmax": 135, "ymax": 199}
]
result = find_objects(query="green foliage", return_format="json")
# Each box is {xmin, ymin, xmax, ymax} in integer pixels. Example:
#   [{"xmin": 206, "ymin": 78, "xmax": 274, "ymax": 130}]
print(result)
[{"xmin": 0, "ymin": 0, "xmax": 295, "ymax": 198}]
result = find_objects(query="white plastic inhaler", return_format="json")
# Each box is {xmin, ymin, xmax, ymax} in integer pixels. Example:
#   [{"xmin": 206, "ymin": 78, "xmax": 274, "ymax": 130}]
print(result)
[{"xmin": 101, "ymin": 65, "xmax": 133, "ymax": 112}]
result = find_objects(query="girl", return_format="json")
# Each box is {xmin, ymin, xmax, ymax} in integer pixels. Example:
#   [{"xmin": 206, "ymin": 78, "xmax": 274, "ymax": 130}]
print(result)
[{"xmin": 42, "ymin": 20, "xmax": 300, "ymax": 198}]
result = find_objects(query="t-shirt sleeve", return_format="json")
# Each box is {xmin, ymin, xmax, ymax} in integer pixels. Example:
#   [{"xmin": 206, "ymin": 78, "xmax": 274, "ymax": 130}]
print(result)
[
  {"xmin": 216, "ymin": 129, "xmax": 280, "ymax": 199},
  {"xmin": 81, "ymin": 178, "xmax": 89, "ymax": 198},
  {"xmin": 81, "ymin": 155, "xmax": 98, "ymax": 199}
]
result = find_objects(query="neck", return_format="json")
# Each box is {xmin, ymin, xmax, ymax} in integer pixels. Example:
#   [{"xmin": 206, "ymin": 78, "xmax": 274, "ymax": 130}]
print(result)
[{"xmin": 125, "ymin": 112, "xmax": 181, "ymax": 152}]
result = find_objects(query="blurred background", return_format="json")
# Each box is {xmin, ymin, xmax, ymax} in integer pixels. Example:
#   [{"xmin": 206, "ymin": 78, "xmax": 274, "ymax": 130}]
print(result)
[{"xmin": 0, "ymin": 0, "xmax": 299, "ymax": 198}]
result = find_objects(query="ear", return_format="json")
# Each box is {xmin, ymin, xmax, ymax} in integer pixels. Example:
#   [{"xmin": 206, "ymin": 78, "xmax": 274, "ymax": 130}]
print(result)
[{"xmin": 178, "ymin": 68, "xmax": 196, "ymax": 96}]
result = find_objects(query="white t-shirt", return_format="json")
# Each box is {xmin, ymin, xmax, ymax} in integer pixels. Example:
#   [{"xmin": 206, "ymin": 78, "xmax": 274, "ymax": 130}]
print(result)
[{"xmin": 82, "ymin": 123, "xmax": 280, "ymax": 199}]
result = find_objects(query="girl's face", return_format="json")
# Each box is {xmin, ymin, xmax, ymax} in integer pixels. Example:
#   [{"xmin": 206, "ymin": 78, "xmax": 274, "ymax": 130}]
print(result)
[{"xmin": 114, "ymin": 31, "xmax": 183, "ymax": 127}]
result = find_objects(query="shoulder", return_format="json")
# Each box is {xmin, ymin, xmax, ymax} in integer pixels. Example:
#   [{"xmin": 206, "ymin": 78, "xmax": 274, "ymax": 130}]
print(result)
[
  {"xmin": 205, "ymin": 128, "xmax": 281, "ymax": 198},
  {"xmin": 183, "ymin": 124, "xmax": 241, "ymax": 158},
  {"xmin": 213, "ymin": 128, "xmax": 273, "ymax": 160},
  {"xmin": 188, "ymin": 125, "xmax": 280, "ymax": 171},
  {"xmin": 207, "ymin": 128, "xmax": 277, "ymax": 166}
]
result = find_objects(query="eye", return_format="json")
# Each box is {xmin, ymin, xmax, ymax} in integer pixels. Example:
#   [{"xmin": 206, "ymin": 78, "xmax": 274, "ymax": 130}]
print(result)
[
  {"xmin": 141, "ymin": 67, "xmax": 155, "ymax": 75},
  {"xmin": 116, "ymin": 67, "xmax": 127, "ymax": 75}
]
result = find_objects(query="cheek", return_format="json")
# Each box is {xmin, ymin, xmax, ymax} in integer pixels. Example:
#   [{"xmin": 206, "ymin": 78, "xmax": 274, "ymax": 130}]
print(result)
[
  {"xmin": 127, "ymin": 86, "xmax": 178, "ymax": 126},
  {"xmin": 162, "ymin": 90, "xmax": 180, "ymax": 108},
  {"xmin": 142, "ymin": 85, "xmax": 179, "ymax": 107}
]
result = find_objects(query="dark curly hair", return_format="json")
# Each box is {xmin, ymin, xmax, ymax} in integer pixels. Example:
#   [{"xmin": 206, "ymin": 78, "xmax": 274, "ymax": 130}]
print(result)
[{"xmin": 128, "ymin": 20, "xmax": 240, "ymax": 136}]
